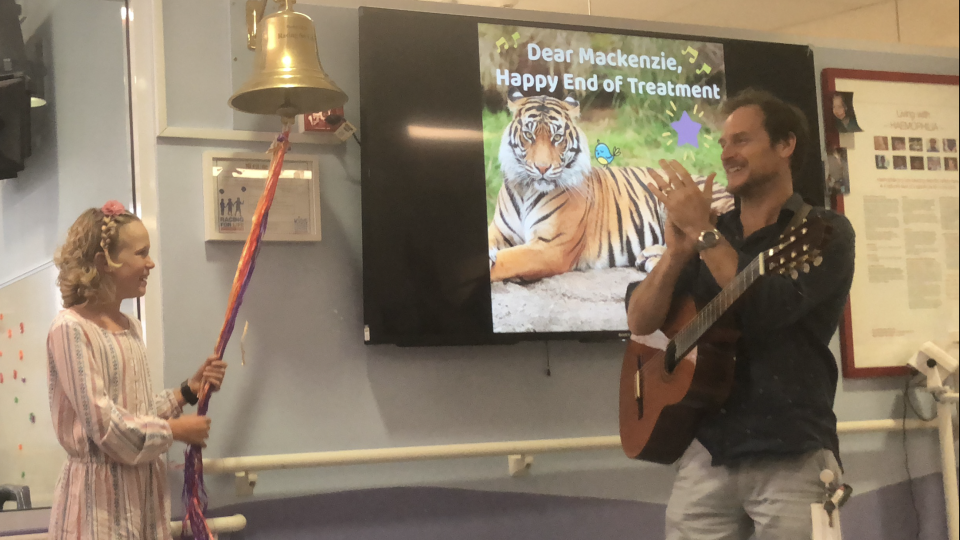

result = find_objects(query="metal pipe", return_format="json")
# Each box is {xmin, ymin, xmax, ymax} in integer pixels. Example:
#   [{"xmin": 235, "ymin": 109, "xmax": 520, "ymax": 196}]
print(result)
[{"xmin": 936, "ymin": 401, "xmax": 959, "ymax": 540}]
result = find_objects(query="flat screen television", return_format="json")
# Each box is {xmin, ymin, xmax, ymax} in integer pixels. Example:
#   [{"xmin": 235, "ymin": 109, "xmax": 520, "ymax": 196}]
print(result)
[
  {"xmin": 359, "ymin": 7, "xmax": 822, "ymax": 346},
  {"xmin": 0, "ymin": 76, "xmax": 31, "ymax": 179}
]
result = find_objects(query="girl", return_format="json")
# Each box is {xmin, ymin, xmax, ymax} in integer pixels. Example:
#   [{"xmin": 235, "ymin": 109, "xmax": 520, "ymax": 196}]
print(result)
[{"xmin": 46, "ymin": 200, "xmax": 227, "ymax": 539}]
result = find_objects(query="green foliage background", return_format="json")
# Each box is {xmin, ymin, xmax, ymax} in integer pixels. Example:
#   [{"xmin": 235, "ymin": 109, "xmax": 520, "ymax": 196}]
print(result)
[{"xmin": 480, "ymin": 24, "xmax": 729, "ymax": 224}]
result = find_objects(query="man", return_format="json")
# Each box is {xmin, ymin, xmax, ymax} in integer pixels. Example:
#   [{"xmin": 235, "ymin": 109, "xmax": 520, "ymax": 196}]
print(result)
[{"xmin": 625, "ymin": 88, "xmax": 855, "ymax": 539}]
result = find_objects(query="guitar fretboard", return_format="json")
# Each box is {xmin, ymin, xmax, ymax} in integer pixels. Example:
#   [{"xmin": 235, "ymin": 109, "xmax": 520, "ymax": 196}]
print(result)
[{"xmin": 671, "ymin": 255, "xmax": 764, "ymax": 361}]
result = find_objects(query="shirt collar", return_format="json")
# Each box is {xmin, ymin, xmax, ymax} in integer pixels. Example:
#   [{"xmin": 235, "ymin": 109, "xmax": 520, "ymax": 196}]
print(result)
[
  {"xmin": 725, "ymin": 192, "xmax": 806, "ymax": 241},
  {"xmin": 730, "ymin": 192, "xmax": 805, "ymax": 224}
]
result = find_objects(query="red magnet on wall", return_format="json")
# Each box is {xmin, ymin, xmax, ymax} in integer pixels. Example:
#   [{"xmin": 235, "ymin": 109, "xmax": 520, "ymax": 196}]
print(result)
[
  {"xmin": 19, "ymin": 350, "xmax": 23, "ymax": 360},
  {"xmin": 20, "ymin": 323, "xmax": 24, "ymax": 333},
  {"xmin": 13, "ymin": 370, "xmax": 17, "ymax": 379}
]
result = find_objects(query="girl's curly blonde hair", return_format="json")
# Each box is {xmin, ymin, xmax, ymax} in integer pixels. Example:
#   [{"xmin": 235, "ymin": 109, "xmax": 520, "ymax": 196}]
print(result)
[{"xmin": 54, "ymin": 206, "xmax": 140, "ymax": 308}]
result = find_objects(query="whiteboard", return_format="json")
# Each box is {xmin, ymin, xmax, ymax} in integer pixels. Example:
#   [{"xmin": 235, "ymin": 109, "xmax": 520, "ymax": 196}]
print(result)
[{"xmin": 0, "ymin": 263, "xmax": 67, "ymax": 508}]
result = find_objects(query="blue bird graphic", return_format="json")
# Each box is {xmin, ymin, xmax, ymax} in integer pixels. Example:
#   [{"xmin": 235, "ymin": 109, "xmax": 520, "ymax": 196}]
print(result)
[{"xmin": 595, "ymin": 140, "xmax": 621, "ymax": 165}]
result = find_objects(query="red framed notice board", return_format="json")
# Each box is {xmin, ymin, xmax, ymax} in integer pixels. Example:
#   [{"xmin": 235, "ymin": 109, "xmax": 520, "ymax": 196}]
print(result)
[{"xmin": 822, "ymin": 68, "xmax": 959, "ymax": 378}]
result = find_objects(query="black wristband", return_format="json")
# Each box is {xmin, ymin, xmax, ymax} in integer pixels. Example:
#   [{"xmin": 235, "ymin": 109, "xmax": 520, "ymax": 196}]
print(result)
[{"xmin": 180, "ymin": 379, "xmax": 199, "ymax": 406}]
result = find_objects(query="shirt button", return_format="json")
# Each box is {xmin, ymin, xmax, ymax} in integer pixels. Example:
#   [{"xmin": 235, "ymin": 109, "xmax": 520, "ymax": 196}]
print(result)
[{"xmin": 720, "ymin": 408, "xmax": 727, "ymax": 414}]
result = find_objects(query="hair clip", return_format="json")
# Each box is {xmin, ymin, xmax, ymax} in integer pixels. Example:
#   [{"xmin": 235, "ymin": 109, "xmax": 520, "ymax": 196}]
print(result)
[{"xmin": 101, "ymin": 200, "xmax": 127, "ymax": 217}]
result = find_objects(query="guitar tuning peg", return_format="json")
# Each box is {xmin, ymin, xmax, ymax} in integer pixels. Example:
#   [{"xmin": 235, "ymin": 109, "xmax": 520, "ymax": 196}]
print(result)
[
  {"xmin": 780, "ymin": 257, "xmax": 786, "ymax": 265},
  {"xmin": 768, "ymin": 248, "xmax": 775, "ymax": 256},
  {"xmin": 803, "ymin": 263, "xmax": 811, "ymax": 273},
  {"xmin": 801, "ymin": 228, "xmax": 808, "ymax": 235},
  {"xmin": 790, "ymin": 236, "xmax": 796, "ymax": 243},
  {"xmin": 814, "ymin": 256, "xmax": 823, "ymax": 267},
  {"xmin": 790, "ymin": 269, "xmax": 799, "ymax": 280},
  {"xmin": 791, "ymin": 251, "xmax": 797, "ymax": 259}
]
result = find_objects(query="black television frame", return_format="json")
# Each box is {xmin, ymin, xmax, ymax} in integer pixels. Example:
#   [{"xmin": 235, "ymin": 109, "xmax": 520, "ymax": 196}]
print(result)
[{"xmin": 359, "ymin": 7, "xmax": 823, "ymax": 347}]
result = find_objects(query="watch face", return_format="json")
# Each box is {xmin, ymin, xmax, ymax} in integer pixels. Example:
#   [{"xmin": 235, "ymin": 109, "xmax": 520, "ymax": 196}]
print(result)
[{"xmin": 698, "ymin": 229, "xmax": 720, "ymax": 251}]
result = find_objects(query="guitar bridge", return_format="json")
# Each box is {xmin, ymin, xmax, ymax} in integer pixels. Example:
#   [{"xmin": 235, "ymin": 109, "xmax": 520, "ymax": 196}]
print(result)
[{"xmin": 635, "ymin": 357, "xmax": 644, "ymax": 420}]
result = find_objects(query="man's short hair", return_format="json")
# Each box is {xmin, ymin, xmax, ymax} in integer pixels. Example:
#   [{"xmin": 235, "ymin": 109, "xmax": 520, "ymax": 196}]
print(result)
[{"xmin": 722, "ymin": 88, "xmax": 809, "ymax": 175}]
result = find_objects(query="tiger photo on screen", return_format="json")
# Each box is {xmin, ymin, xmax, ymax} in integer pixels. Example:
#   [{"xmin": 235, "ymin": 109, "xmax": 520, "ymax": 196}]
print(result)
[{"xmin": 489, "ymin": 91, "xmax": 733, "ymax": 283}]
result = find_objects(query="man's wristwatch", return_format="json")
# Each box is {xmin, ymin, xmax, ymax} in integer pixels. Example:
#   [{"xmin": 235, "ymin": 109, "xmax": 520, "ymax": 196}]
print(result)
[
  {"xmin": 696, "ymin": 228, "xmax": 721, "ymax": 252},
  {"xmin": 180, "ymin": 379, "xmax": 199, "ymax": 405}
]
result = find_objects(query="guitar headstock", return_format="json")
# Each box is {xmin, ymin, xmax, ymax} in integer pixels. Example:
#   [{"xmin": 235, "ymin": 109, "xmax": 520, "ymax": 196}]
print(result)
[{"xmin": 764, "ymin": 216, "xmax": 832, "ymax": 279}]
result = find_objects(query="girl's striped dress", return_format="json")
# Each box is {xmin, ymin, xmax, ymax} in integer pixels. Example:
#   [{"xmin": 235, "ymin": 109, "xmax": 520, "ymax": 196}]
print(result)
[{"xmin": 46, "ymin": 309, "xmax": 183, "ymax": 540}]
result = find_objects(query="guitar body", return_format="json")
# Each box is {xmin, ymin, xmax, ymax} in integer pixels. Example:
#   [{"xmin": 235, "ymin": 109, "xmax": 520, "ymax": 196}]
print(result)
[{"xmin": 619, "ymin": 295, "xmax": 739, "ymax": 464}]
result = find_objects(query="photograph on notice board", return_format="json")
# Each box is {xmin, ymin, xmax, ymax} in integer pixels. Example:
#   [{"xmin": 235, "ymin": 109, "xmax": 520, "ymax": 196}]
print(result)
[
  {"xmin": 826, "ymin": 147, "xmax": 851, "ymax": 195},
  {"xmin": 478, "ymin": 23, "xmax": 730, "ymax": 333},
  {"xmin": 909, "ymin": 137, "xmax": 924, "ymax": 151},
  {"xmin": 893, "ymin": 155, "xmax": 907, "ymax": 170},
  {"xmin": 831, "ymin": 92, "xmax": 862, "ymax": 133},
  {"xmin": 945, "ymin": 138, "xmax": 957, "ymax": 152}
]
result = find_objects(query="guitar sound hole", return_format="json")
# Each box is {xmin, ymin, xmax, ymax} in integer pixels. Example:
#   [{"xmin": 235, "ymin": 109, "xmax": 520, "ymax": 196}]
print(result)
[{"xmin": 664, "ymin": 342, "xmax": 678, "ymax": 374}]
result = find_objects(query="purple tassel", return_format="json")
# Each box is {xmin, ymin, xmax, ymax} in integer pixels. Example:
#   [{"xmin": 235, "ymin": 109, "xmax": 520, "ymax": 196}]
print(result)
[{"xmin": 181, "ymin": 211, "xmax": 273, "ymax": 539}]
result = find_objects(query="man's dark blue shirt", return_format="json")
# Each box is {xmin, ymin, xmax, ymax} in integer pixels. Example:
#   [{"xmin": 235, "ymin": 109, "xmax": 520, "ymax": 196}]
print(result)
[{"xmin": 626, "ymin": 193, "xmax": 855, "ymax": 466}]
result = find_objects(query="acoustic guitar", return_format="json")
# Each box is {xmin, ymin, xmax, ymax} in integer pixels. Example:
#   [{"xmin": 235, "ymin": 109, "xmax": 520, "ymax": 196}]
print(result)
[{"xmin": 619, "ymin": 216, "xmax": 830, "ymax": 464}]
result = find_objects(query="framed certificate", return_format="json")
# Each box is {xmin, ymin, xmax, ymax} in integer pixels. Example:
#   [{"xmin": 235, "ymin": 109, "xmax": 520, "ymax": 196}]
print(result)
[{"xmin": 202, "ymin": 151, "xmax": 321, "ymax": 242}]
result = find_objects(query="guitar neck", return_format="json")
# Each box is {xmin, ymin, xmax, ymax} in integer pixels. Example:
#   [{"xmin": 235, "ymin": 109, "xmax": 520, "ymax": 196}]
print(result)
[{"xmin": 673, "ymin": 254, "xmax": 765, "ymax": 357}]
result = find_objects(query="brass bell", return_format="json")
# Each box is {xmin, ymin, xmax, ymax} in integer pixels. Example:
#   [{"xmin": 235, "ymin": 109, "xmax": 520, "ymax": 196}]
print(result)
[{"xmin": 229, "ymin": 0, "xmax": 348, "ymax": 118}]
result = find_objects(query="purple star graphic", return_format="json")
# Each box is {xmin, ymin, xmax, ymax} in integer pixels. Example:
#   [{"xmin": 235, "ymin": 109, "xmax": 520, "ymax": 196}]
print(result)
[{"xmin": 671, "ymin": 111, "xmax": 702, "ymax": 148}]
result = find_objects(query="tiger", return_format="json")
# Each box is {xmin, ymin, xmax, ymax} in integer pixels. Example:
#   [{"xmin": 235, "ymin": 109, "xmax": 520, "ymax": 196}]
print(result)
[{"xmin": 488, "ymin": 91, "xmax": 733, "ymax": 283}]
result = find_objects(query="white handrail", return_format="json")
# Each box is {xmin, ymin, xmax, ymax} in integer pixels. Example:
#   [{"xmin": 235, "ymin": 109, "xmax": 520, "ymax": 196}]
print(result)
[
  {"xmin": 170, "ymin": 514, "xmax": 247, "ymax": 537},
  {"xmin": 1, "ymin": 514, "xmax": 246, "ymax": 540},
  {"xmin": 204, "ymin": 435, "xmax": 620, "ymax": 474},
  {"xmin": 202, "ymin": 418, "xmax": 939, "ymax": 474}
]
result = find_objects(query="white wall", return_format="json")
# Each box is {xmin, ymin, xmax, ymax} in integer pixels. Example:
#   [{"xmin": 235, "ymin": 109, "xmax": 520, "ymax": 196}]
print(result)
[
  {"xmin": 151, "ymin": 0, "xmax": 958, "ymax": 512},
  {"xmin": 0, "ymin": 0, "xmax": 134, "ymax": 286},
  {"xmin": 450, "ymin": 0, "xmax": 960, "ymax": 48}
]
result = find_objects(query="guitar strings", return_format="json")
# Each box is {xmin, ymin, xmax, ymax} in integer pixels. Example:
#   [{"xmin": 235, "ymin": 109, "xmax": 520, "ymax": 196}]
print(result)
[
  {"xmin": 635, "ymin": 258, "xmax": 761, "ymax": 380},
  {"xmin": 633, "ymin": 227, "xmax": 818, "ymax": 389}
]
